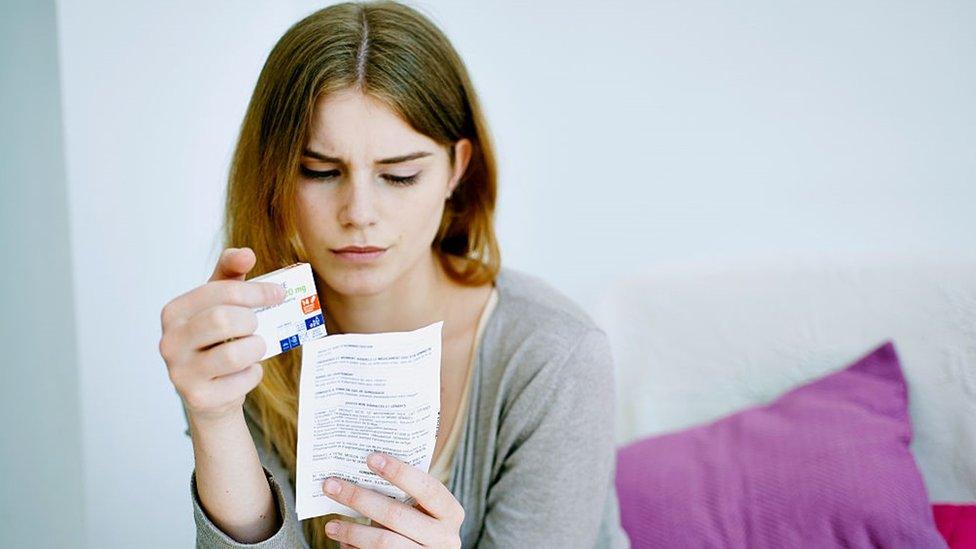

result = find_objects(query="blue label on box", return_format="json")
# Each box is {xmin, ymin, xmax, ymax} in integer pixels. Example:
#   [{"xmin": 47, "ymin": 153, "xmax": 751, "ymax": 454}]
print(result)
[
  {"xmin": 305, "ymin": 313, "xmax": 324, "ymax": 330},
  {"xmin": 279, "ymin": 334, "xmax": 302, "ymax": 352}
]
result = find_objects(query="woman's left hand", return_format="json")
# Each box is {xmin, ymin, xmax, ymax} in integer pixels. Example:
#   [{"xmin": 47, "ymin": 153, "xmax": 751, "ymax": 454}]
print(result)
[{"xmin": 322, "ymin": 452, "xmax": 464, "ymax": 548}]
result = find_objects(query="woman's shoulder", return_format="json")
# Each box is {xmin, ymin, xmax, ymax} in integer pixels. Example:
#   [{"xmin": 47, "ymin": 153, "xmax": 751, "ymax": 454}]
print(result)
[
  {"xmin": 480, "ymin": 266, "xmax": 616, "ymax": 430},
  {"xmin": 484, "ymin": 266, "xmax": 611, "ymax": 380},
  {"xmin": 493, "ymin": 266, "xmax": 599, "ymax": 331}
]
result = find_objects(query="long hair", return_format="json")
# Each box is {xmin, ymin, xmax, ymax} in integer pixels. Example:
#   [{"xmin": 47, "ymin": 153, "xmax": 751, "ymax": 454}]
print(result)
[{"xmin": 221, "ymin": 1, "xmax": 500, "ymax": 546}]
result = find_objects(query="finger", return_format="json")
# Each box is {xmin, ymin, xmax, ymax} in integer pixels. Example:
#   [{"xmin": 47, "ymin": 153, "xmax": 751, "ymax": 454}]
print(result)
[
  {"xmin": 209, "ymin": 362, "xmax": 264, "ymax": 398},
  {"xmin": 367, "ymin": 453, "xmax": 464, "ymax": 525},
  {"xmin": 209, "ymin": 247, "xmax": 256, "ymax": 282},
  {"xmin": 180, "ymin": 305, "xmax": 259, "ymax": 351},
  {"xmin": 164, "ymin": 279, "xmax": 284, "ymax": 327},
  {"xmin": 198, "ymin": 334, "xmax": 266, "ymax": 379},
  {"xmin": 322, "ymin": 477, "xmax": 436, "ymax": 545},
  {"xmin": 325, "ymin": 519, "xmax": 419, "ymax": 549}
]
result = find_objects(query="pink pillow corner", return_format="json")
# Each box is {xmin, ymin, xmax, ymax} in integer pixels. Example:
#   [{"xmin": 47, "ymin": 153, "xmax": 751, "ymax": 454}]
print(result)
[{"xmin": 932, "ymin": 504, "xmax": 976, "ymax": 548}]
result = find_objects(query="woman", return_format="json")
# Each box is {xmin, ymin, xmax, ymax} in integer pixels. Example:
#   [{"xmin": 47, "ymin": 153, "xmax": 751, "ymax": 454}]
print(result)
[{"xmin": 158, "ymin": 2, "xmax": 628, "ymax": 547}]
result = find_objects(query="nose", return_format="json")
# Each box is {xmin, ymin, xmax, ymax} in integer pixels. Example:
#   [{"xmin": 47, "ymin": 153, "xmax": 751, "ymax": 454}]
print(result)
[{"xmin": 337, "ymin": 174, "xmax": 380, "ymax": 229}]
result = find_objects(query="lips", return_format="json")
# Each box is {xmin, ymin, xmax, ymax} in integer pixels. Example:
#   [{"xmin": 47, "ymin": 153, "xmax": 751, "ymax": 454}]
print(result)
[
  {"xmin": 331, "ymin": 246, "xmax": 387, "ymax": 253},
  {"xmin": 330, "ymin": 245, "xmax": 388, "ymax": 263}
]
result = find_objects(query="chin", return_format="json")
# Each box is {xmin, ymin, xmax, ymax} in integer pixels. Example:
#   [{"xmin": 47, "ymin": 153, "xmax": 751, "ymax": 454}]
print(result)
[{"xmin": 321, "ymin": 266, "xmax": 395, "ymax": 297}]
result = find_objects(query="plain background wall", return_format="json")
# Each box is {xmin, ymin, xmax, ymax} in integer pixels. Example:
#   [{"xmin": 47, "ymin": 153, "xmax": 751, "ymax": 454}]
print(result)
[
  {"xmin": 0, "ymin": 0, "xmax": 85, "ymax": 547},
  {"xmin": 2, "ymin": 1, "xmax": 973, "ymax": 546}
]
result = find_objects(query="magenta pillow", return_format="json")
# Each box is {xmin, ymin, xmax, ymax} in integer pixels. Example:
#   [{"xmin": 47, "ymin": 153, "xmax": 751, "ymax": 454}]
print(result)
[
  {"xmin": 933, "ymin": 504, "xmax": 976, "ymax": 548},
  {"xmin": 615, "ymin": 341, "xmax": 947, "ymax": 548}
]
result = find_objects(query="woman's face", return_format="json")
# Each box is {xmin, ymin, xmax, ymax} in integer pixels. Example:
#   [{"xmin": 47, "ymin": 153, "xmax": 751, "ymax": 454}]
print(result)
[{"xmin": 295, "ymin": 89, "xmax": 470, "ymax": 297}]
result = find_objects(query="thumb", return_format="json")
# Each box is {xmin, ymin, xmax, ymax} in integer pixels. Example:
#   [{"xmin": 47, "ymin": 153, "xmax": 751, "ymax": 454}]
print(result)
[{"xmin": 208, "ymin": 247, "xmax": 256, "ymax": 282}]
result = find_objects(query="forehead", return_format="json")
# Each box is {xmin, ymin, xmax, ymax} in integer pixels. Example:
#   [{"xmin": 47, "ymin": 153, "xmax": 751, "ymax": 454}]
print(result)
[{"xmin": 306, "ymin": 90, "xmax": 436, "ymax": 156}]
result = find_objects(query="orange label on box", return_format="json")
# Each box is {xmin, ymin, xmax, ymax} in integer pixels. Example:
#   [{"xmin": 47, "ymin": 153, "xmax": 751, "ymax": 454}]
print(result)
[{"xmin": 301, "ymin": 295, "xmax": 320, "ymax": 314}]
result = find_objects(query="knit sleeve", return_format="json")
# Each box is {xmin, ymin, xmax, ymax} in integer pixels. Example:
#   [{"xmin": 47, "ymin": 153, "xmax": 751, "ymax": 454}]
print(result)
[
  {"xmin": 476, "ymin": 328, "xmax": 628, "ymax": 548},
  {"xmin": 183, "ymin": 406, "xmax": 309, "ymax": 549}
]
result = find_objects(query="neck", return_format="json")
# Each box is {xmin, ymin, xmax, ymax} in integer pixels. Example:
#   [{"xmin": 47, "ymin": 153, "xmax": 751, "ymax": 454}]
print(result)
[{"xmin": 319, "ymin": 251, "xmax": 451, "ymax": 335}]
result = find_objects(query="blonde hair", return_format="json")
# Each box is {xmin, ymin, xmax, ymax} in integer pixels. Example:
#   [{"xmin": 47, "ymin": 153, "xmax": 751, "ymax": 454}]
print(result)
[{"xmin": 221, "ymin": 1, "xmax": 500, "ymax": 546}]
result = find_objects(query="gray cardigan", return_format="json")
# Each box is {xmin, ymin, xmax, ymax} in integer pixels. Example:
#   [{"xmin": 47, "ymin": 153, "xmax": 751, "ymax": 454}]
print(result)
[{"xmin": 186, "ymin": 266, "xmax": 631, "ymax": 548}]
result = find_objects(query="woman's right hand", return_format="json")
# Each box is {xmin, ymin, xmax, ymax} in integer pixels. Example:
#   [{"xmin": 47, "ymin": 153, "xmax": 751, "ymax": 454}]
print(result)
[{"xmin": 158, "ymin": 247, "xmax": 286, "ymax": 425}]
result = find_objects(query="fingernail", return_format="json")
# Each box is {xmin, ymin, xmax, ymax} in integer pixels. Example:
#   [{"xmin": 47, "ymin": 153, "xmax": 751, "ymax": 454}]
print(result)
[
  {"xmin": 275, "ymin": 285, "xmax": 285, "ymax": 300},
  {"xmin": 368, "ymin": 453, "xmax": 386, "ymax": 471},
  {"xmin": 326, "ymin": 521, "xmax": 340, "ymax": 535},
  {"xmin": 324, "ymin": 478, "xmax": 341, "ymax": 496}
]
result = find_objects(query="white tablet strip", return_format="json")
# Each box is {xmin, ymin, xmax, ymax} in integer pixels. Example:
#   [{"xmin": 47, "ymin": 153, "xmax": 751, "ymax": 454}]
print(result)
[{"xmin": 250, "ymin": 262, "xmax": 327, "ymax": 361}]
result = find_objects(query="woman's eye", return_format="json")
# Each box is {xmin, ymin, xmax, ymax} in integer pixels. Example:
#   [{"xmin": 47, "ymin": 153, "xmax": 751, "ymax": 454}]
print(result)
[
  {"xmin": 382, "ymin": 173, "xmax": 420, "ymax": 186},
  {"xmin": 300, "ymin": 166, "xmax": 419, "ymax": 187},
  {"xmin": 300, "ymin": 166, "xmax": 339, "ymax": 180}
]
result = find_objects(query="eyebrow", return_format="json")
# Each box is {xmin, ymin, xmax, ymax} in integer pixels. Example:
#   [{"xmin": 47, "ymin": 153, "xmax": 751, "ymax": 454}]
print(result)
[{"xmin": 302, "ymin": 148, "xmax": 433, "ymax": 165}]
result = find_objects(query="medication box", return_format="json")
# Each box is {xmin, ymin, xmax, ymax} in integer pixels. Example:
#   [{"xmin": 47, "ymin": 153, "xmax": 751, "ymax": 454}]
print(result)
[{"xmin": 250, "ymin": 262, "xmax": 327, "ymax": 360}]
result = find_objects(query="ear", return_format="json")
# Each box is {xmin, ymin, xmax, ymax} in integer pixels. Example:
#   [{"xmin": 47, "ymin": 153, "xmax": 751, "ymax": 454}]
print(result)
[{"xmin": 446, "ymin": 138, "xmax": 473, "ymax": 197}]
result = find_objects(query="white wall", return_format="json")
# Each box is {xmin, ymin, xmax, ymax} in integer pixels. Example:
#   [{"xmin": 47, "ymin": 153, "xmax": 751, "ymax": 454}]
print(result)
[
  {"xmin": 0, "ymin": 1, "xmax": 85, "ymax": 547},
  {"xmin": 7, "ymin": 0, "xmax": 973, "ymax": 546}
]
